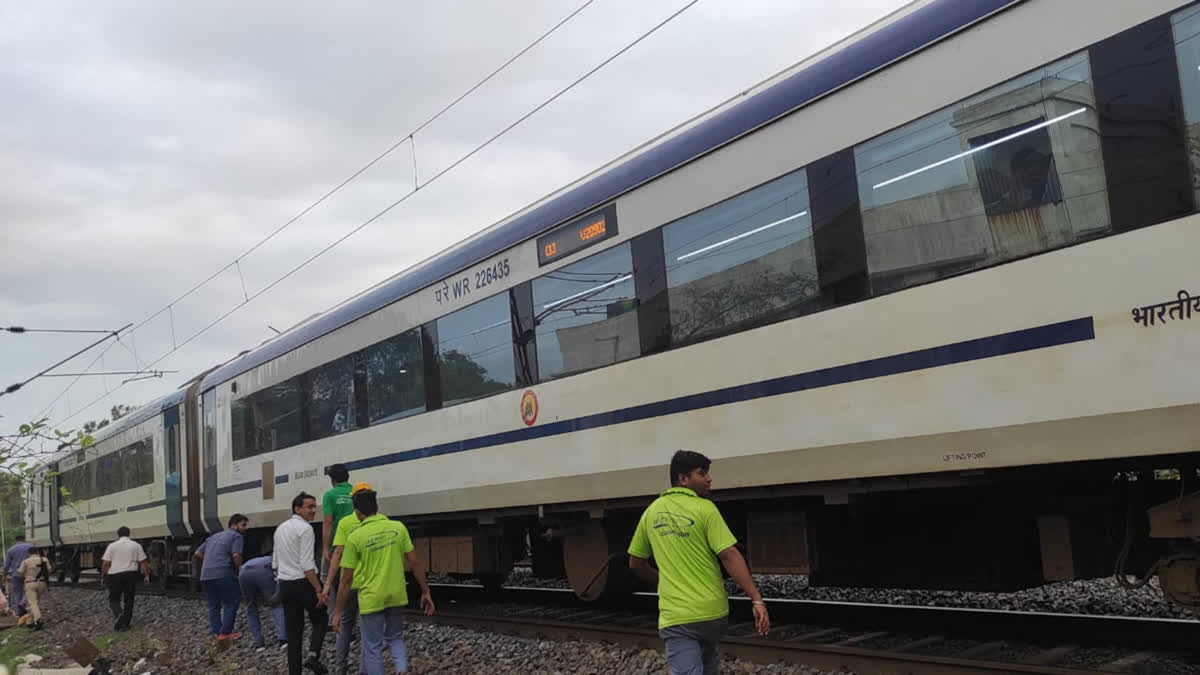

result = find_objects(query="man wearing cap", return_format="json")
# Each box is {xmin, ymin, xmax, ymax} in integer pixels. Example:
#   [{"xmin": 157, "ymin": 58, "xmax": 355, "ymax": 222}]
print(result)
[
  {"xmin": 323, "ymin": 482, "xmax": 371, "ymax": 675},
  {"xmin": 333, "ymin": 488, "xmax": 434, "ymax": 675}
]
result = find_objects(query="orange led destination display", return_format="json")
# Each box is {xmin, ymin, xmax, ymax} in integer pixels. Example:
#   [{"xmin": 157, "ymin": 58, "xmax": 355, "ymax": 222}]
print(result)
[{"xmin": 536, "ymin": 204, "xmax": 618, "ymax": 266}]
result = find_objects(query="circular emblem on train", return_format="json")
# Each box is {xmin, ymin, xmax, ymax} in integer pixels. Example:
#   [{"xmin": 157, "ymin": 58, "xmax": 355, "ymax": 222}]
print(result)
[{"xmin": 520, "ymin": 390, "xmax": 539, "ymax": 427}]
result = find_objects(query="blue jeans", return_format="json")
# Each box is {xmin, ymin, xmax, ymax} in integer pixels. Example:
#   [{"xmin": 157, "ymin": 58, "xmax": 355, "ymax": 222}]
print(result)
[
  {"xmin": 240, "ymin": 565, "xmax": 286, "ymax": 647},
  {"xmin": 335, "ymin": 586, "xmax": 365, "ymax": 675},
  {"xmin": 8, "ymin": 577, "xmax": 24, "ymax": 617},
  {"xmin": 660, "ymin": 617, "xmax": 725, "ymax": 675},
  {"xmin": 359, "ymin": 607, "xmax": 407, "ymax": 675},
  {"xmin": 202, "ymin": 576, "xmax": 241, "ymax": 635}
]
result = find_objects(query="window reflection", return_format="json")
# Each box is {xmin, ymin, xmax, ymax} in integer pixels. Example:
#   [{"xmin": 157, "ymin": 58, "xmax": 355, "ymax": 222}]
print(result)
[
  {"xmin": 437, "ymin": 293, "xmax": 516, "ymax": 406},
  {"xmin": 663, "ymin": 168, "xmax": 817, "ymax": 345},
  {"xmin": 365, "ymin": 329, "xmax": 426, "ymax": 424},
  {"xmin": 59, "ymin": 438, "xmax": 154, "ymax": 500},
  {"xmin": 232, "ymin": 378, "xmax": 305, "ymax": 459},
  {"xmin": 533, "ymin": 243, "xmax": 638, "ymax": 379},
  {"xmin": 854, "ymin": 52, "xmax": 1108, "ymax": 294},
  {"xmin": 308, "ymin": 356, "xmax": 357, "ymax": 440},
  {"xmin": 1172, "ymin": 6, "xmax": 1200, "ymax": 205}
]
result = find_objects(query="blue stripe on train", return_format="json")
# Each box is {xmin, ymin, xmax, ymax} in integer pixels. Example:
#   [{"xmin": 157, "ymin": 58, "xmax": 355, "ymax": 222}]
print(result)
[{"xmin": 217, "ymin": 316, "xmax": 1094, "ymax": 494}]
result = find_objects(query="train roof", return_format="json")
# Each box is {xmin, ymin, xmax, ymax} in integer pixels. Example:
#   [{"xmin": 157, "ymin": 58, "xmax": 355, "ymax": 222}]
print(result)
[{"xmin": 198, "ymin": 0, "xmax": 1017, "ymax": 393}]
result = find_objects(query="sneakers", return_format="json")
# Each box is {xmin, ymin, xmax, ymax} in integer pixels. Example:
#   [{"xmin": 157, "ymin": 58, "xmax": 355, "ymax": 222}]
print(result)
[{"xmin": 216, "ymin": 632, "xmax": 243, "ymax": 641}]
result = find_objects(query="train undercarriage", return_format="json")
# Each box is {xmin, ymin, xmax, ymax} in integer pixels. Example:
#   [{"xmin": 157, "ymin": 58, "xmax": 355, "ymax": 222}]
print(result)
[{"xmin": 43, "ymin": 453, "xmax": 1200, "ymax": 614}]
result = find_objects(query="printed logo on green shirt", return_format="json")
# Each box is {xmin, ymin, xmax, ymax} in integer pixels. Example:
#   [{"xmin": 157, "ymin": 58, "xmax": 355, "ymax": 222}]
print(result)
[{"xmin": 652, "ymin": 511, "xmax": 696, "ymax": 537}]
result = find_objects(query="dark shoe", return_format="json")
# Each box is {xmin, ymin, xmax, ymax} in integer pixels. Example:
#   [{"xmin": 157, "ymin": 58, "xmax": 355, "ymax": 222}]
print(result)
[
  {"xmin": 304, "ymin": 654, "xmax": 328, "ymax": 675},
  {"xmin": 33, "ymin": 620, "xmax": 44, "ymax": 631}
]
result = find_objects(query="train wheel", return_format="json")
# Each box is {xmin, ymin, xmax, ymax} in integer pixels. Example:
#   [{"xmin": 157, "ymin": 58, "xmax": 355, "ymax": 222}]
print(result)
[{"xmin": 563, "ymin": 520, "xmax": 616, "ymax": 602}]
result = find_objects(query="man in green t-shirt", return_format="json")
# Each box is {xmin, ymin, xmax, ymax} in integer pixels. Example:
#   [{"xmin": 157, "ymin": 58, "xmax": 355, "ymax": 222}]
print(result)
[
  {"xmin": 333, "ymin": 489, "xmax": 434, "ymax": 675},
  {"xmin": 321, "ymin": 464, "xmax": 354, "ymax": 571},
  {"xmin": 628, "ymin": 450, "xmax": 769, "ymax": 675},
  {"xmin": 323, "ymin": 481, "xmax": 372, "ymax": 675}
]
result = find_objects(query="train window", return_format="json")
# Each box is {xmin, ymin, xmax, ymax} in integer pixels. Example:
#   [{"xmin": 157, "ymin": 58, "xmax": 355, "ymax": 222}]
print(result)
[
  {"xmin": 98, "ymin": 453, "xmax": 117, "ymax": 495},
  {"xmin": 532, "ymin": 242, "xmax": 639, "ymax": 380},
  {"xmin": 85, "ymin": 461, "xmax": 97, "ymax": 501},
  {"xmin": 662, "ymin": 168, "xmax": 817, "ymax": 345},
  {"xmin": 436, "ymin": 292, "xmax": 516, "ymax": 406},
  {"xmin": 1172, "ymin": 7, "xmax": 1200, "ymax": 208},
  {"xmin": 308, "ymin": 356, "xmax": 358, "ymax": 441},
  {"xmin": 121, "ymin": 445, "xmax": 139, "ymax": 491},
  {"xmin": 854, "ymin": 52, "xmax": 1110, "ymax": 295},
  {"xmin": 240, "ymin": 378, "xmax": 305, "ymax": 456},
  {"xmin": 139, "ymin": 438, "xmax": 154, "ymax": 487},
  {"xmin": 202, "ymin": 389, "xmax": 217, "ymax": 466},
  {"xmin": 231, "ymin": 398, "xmax": 249, "ymax": 460},
  {"xmin": 364, "ymin": 329, "xmax": 426, "ymax": 425}
]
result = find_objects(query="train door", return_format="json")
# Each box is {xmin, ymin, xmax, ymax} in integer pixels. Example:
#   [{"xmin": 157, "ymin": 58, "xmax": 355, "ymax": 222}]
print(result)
[
  {"xmin": 200, "ymin": 388, "xmax": 220, "ymax": 532},
  {"xmin": 184, "ymin": 381, "xmax": 205, "ymax": 535},
  {"xmin": 164, "ymin": 405, "xmax": 187, "ymax": 537}
]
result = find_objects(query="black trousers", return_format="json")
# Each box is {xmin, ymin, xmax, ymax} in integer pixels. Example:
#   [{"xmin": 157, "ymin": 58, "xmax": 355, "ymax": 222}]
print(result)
[
  {"xmin": 107, "ymin": 571, "xmax": 138, "ymax": 628},
  {"xmin": 280, "ymin": 578, "xmax": 328, "ymax": 675}
]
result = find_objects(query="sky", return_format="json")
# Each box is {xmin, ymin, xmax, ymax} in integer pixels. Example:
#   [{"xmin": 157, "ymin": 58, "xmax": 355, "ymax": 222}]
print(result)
[{"xmin": 0, "ymin": 0, "xmax": 910, "ymax": 445}]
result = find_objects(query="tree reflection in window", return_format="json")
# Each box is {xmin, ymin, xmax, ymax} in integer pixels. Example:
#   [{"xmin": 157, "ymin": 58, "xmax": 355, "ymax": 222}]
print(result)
[
  {"xmin": 436, "ymin": 293, "xmax": 516, "ymax": 406},
  {"xmin": 365, "ymin": 329, "xmax": 425, "ymax": 424}
]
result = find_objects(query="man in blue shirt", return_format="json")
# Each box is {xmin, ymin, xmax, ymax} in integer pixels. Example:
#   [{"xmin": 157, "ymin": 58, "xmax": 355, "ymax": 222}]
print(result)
[
  {"xmin": 194, "ymin": 514, "xmax": 248, "ymax": 640},
  {"xmin": 3, "ymin": 536, "xmax": 33, "ymax": 618},
  {"xmin": 240, "ymin": 553, "xmax": 286, "ymax": 650}
]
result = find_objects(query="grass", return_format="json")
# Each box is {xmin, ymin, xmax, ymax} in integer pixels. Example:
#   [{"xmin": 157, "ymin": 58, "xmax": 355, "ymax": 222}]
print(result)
[{"xmin": 0, "ymin": 630, "xmax": 34, "ymax": 673}]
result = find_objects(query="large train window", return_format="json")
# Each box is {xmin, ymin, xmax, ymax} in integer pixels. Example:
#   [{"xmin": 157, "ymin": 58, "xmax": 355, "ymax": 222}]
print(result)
[
  {"xmin": 231, "ymin": 379, "xmax": 304, "ymax": 459},
  {"xmin": 435, "ymin": 292, "xmax": 516, "ymax": 406},
  {"xmin": 307, "ymin": 355, "xmax": 358, "ymax": 441},
  {"xmin": 363, "ymin": 329, "xmax": 425, "ymax": 425},
  {"xmin": 1173, "ymin": 7, "xmax": 1200, "ymax": 208},
  {"xmin": 532, "ymin": 242, "xmax": 638, "ymax": 380},
  {"xmin": 662, "ymin": 168, "xmax": 816, "ymax": 345},
  {"xmin": 854, "ymin": 52, "xmax": 1109, "ymax": 295}
]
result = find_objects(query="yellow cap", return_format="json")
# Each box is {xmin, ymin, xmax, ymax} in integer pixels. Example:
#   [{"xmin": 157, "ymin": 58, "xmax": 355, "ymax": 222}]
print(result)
[{"xmin": 351, "ymin": 481, "xmax": 373, "ymax": 496}]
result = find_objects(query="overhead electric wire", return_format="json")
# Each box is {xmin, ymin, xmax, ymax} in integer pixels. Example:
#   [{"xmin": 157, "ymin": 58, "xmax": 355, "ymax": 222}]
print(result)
[
  {"xmin": 27, "ymin": 1, "xmax": 595, "ymax": 421},
  {"xmin": 45, "ymin": 0, "xmax": 704, "ymax": 427},
  {"xmin": 3, "ymin": 326, "xmax": 118, "ymax": 334},
  {"xmin": 0, "ymin": 323, "xmax": 132, "ymax": 399},
  {"xmin": 117, "ymin": 0, "xmax": 598, "ymax": 343}
]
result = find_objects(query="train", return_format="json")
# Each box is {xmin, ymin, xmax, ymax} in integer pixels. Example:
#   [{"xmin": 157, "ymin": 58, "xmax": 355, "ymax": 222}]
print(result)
[{"xmin": 25, "ymin": 0, "xmax": 1200, "ymax": 611}]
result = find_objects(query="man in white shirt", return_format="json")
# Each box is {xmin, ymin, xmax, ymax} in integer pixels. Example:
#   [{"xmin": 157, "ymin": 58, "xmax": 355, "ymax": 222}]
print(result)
[
  {"xmin": 100, "ymin": 526, "xmax": 150, "ymax": 631},
  {"xmin": 273, "ymin": 492, "xmax": 329, "ymax": 675}
]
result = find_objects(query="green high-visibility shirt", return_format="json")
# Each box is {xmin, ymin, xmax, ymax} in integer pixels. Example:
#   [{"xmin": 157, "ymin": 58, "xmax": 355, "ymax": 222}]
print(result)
[
  {"xmin": 322, "ymin": 483, "xmax": 354, "ymax": 550},
  {"xmin": 341, "ymin": 514, "xmax": 414, "ymax": 615},
  {"xmin": 333, "ymin": 512, "xmax": 365, "ymax": 589},
  {"xmin": 628, "ymin": 487, "xmax": 737, "ymax": 629}
]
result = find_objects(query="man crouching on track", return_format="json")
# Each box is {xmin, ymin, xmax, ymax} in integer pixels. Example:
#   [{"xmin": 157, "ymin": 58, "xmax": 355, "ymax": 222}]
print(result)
[
  {"xmin": 628, "ymin": 450, "xmax": 770, "ymax": 675},
  {"xmin": 332, "ymin": 488, "xmax": 435, "ymax": 675}
]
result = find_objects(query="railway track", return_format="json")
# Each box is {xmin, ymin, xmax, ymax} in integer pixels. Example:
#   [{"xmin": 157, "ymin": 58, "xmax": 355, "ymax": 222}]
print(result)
[
  {"xmin": 414, "ymin": 585, "xmax": 1200, "ymax": 674},
  {"xmin": 60, "ymin": 578, "xmax": 1200, "ymax": 673}
]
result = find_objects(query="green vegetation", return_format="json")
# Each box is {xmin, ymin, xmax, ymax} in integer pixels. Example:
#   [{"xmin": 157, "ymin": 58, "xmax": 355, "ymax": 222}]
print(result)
[{"xmin": 0, "ymin": 630, "xmax": 34, "ymax": 672}]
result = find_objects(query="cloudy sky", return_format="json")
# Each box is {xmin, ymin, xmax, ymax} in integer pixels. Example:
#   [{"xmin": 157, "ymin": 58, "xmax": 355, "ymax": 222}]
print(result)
[{"xmin": 1, "ymin": 0, "xmax": 908, "ymax": 441}]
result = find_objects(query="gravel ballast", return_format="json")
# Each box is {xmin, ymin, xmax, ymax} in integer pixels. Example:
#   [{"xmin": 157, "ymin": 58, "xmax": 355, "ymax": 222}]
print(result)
[
  {"xmin": 439, "ymin": 567, "xmax": 1192, "ymax": 619},
  {"xmin": 5, "ymin": 586, "xmax": 853, "ymax": 674}
]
